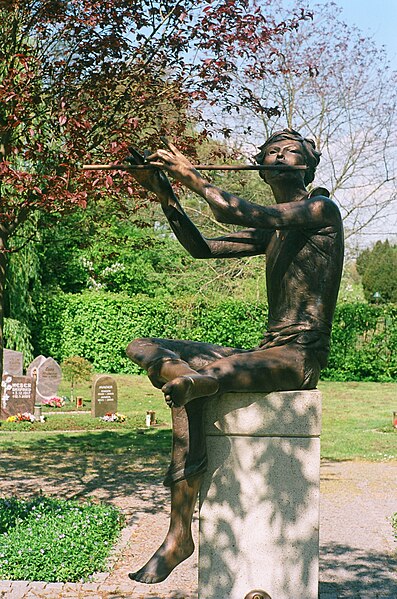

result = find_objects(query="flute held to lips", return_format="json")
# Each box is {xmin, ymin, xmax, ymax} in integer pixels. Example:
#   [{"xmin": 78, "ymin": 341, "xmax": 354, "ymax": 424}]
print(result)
[{"xmin": 82, "ymin": 163, "xmax": 308, "ymax": 172}]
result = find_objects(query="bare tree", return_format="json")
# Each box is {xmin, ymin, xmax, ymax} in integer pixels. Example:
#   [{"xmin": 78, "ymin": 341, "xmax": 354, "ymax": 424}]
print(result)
[{"xmin": 209, "ymin": 0, "xmax": 397, "ymax": 245}]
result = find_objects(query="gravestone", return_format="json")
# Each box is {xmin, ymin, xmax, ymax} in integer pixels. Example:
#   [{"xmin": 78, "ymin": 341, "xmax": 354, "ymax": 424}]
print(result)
[
  {"xmin": 92, "ymin": 375, "xmax": 118, "ymax": 417},
  {"xmin": 26, "ymin": 355, "xmax": 46, "ymax": 378},
  {"xmin": 3, "ymin": 349, "xmax": 24, "ymax": 376},
  {"xmin": 1, "ymin": 375, "xmax": 36, "ymax": 420},
  {"xmin": 27, "ymin": 356, "xmax": 62, "ymax": 403}
]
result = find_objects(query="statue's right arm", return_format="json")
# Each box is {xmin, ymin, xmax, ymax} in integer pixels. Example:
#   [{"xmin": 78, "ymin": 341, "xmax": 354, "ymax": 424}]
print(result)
[
  {"xmin": 125, "ymin": 146, "xmax": 269, "ymax": 257},
  {"xmin": 161, "ymin": 194, "xmax": 269, "ymax": 258}
]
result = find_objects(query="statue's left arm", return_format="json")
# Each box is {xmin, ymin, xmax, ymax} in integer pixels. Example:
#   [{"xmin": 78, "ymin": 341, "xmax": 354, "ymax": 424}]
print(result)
[{"xmin": 148, "ymin": 143, "xmax": 342, "ymax": 230}]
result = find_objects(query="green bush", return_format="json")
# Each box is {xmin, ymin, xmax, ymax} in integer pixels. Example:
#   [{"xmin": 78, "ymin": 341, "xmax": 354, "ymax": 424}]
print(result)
[
  {"xmin": 33, "ymin": 292, "xmax": 268, "ymax": 374},
  {"xmin": 0, "ymin": 495, "xmax": 123, "ymax": 582},
  {"xmin": 33, "ymin": 292, "xmax": 397, "ymax": 381},
  {"xmin": 323, "ymin": 303, "xmax": 397, "ymax": 381}
]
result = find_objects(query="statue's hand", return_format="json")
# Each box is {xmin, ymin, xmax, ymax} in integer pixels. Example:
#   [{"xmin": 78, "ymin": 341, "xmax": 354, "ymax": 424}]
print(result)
[
  {"xmin": 125, "ymin": 147, "xmax": 174, "ymax": 199},
  {"xmin": 147, "ymin": 138, "xmax": 203, "ymax": 191}
]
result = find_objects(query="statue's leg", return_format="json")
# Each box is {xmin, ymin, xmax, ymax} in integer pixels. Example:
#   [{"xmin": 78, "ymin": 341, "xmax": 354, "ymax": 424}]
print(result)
[
  {"xmin": 163, "ymin": 343, "xmax": 321, "ymax": 404},
  {"xmin": 126, "ymin": 337, "xmax": 242, "ymax": 584},
  {"xmin": 128, "ymin": 398, "xmax": 208, "ymax": 584},
  {"xmin": 127, "ymin": 337, "xmax": 242, "ymax": 405},
  {"xmin": 129, "ymin": 473, "xmax": 203, "ymax": 584},
  {"xmin": 199, "ymin": 344, "xmax": 321, "ymax": 392}
]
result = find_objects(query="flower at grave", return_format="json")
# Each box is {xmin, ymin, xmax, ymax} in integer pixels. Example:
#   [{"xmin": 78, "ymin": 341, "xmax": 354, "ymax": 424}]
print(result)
[
  {"xmin": 6, "ymin": 415, "xmax": 18, "ymax": 422},
  {"xmin": 6, "ymin": 412, "xmax": 35, "ymax": 422},
  {"xmin": 20, "ymin": 412, "xmax": 36, "ymax": 422},
  {"xmin": 100, "ymin": 412, "xmax": 126, "ymax": 423},
  {"xmin": 42, "ymin": 396, "xmax": 65, "ymax": 408}
]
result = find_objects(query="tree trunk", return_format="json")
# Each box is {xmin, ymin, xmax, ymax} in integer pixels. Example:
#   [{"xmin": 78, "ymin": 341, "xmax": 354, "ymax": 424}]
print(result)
[{"xmin": 0, "ymin": 231, "xmax": 9, "ymax": 381}]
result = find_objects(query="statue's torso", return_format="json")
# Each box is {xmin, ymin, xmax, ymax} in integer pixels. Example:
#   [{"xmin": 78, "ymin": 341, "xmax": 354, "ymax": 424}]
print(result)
[{"xmin": 265, "ymin": 223, "xmax": 344, "ymax": 336}]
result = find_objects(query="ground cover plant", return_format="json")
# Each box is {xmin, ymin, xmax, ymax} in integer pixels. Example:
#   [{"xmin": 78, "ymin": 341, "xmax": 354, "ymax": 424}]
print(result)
[
  {"xmin": 0, "ymin": 376, "xmax": 395, "ymax": 462},
  {"xmin": 0, "ymin": 495, "xmax": 123, "ymax": 582}
]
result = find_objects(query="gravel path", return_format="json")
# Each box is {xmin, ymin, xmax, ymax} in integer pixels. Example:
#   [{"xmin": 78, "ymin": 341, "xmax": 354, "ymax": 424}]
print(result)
[{"xmin": 1, "ymin": 452, "xmax": 396, "ymax": 598}]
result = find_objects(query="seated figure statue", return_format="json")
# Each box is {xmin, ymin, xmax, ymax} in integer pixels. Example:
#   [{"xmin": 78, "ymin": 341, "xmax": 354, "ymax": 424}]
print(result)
[{"xmin": 125, "ymin": 129, "xmax": 344, "ymax": 584}]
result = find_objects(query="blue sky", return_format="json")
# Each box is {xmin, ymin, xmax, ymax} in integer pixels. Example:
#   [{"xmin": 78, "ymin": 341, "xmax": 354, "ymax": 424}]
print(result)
[{"xmin": 315, "ymin": 0, "xmax": 397, "ymax": 66}]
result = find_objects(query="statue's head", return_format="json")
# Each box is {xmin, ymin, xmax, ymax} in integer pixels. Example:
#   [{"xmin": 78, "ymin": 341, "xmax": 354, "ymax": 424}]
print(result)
[{"xmin": 255, "ymin": 128, "xmax": 321, "ymax": 185}]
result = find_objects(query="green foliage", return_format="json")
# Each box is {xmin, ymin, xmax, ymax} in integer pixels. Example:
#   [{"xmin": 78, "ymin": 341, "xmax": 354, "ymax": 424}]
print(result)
[
  {"xmin": 34, "ymin": 292, "xmax": 397, "ymax": 381},
  {"xmin": 31, "ymin": 292, "xmax": 69, "ymax": 363},
  {"xmin": 337, "ymin": 261, "xmax": 365, "ymax": 303},
  {"xmin": 323, "ymin": 303, "xmax": 397, "ymax": 382},
  {"xmin": 36, "ymin": 207, "xmax": 269, "ymax": 301},
  {"xmin": 3, "ymin": 318, "xmax": 34, "ymax": 366},
  {"xmin": 356, "ymin": 240, "xmax": 397, "ymax": 303},
  {"xmin": 61, "ymin": 356, "xmax": 93, "ymax": 385},
  {"xmin": 61, "ymin": 356, "xmax": 93, "ymax": 400},
  {"xmin": 0, "ymin": 495, "xmax": 122, "ymax": 582},
  {"xmin": 34, "ymin": 292, "xmax": 268, "ymax": 373},
  {"xmin": 36, "ymin": 210, "xmax": 93, "ymax": 294}
]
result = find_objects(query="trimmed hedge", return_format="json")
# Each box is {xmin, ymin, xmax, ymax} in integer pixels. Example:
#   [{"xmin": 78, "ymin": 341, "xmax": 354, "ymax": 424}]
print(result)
[
  {"xmin": 33, "ymin": 292, "xmax": 397, "ymax": 381},
  {"xmin": 322, "ymin": 303, "xmax": 397, "ymax": 382}
]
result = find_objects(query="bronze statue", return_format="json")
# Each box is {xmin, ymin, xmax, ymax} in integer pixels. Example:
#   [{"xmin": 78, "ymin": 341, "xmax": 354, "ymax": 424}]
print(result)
[{"xmin": 125, "ymin": 129, "xmax": 344, "ymax": 584}]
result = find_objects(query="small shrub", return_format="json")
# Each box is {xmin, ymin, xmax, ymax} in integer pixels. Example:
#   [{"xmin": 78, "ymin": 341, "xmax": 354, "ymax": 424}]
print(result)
[
  {"xmin": 61, "ymin": 356, "xmax": 93, "ymax": 402},
  {"xmin": 0, "ymin": 495, "xmax": 123, "ymax": 582}
]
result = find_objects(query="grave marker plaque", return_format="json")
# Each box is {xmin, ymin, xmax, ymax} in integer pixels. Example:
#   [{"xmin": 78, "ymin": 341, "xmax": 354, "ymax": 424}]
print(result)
[
  {"xmin": 3, "ymin": 349, "xmax": 24, "ymax": 376},
  {"xmin": 1, "ymin": 375, "xmax": 36, "ymax": 420},
  {"xmin": 92, "ymin": 376, "xmax": 118, "ymax": 418}
]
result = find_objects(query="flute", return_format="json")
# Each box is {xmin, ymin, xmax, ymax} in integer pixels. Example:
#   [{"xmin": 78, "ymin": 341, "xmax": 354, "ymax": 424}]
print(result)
[{"xmin": 82, "ymin": 163, "xmax": 308, "ymax": 172}]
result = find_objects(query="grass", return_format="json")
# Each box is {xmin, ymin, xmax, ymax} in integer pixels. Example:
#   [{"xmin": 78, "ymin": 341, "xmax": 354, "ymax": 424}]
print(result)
[
  {"xmin": 0, "ymin": 495, "xmax": 123, "ymax": 582},
  {"xmin": 0, "ymin": 375, "xmax": 396, "ymax": 462},
  {"xmin": 0, "ymin": 374, "xmax": 171, "ymax": 432},
  {"xmin": 319, "ymin": 380, "xmax": 397, "ymax": 461}
]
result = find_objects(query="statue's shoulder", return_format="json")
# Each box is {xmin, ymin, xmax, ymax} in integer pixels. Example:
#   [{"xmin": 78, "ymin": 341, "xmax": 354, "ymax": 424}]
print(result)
[
  {"xmin": 309, "ymin": 186, "xmax": 330, "ymax": 199},
  {"xmin": 308, "ymin": 187, "xmax": 343, "ymax": 228}
]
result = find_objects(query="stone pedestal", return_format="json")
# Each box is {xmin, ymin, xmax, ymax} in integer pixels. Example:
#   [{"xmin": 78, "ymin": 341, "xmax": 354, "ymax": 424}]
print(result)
[{"xmin": 199, "ymin": 390, "xmax": 322, "ymax": 599}]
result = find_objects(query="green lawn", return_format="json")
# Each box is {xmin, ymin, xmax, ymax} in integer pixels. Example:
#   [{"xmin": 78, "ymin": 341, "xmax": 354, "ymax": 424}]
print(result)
[
  {"xmin": 319, "ymin": 380, "xmax": 396, "ymax": 461},
  {"xmin": 0, "ymin": 376, "xmax": 396, "ymax": 462}
]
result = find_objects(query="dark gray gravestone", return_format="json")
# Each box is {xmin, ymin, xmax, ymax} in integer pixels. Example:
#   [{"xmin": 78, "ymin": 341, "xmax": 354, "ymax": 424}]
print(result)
[
  {"xmin": 92, "ymin": 376, "xmax": 118, "ymax": 418},
  {"xmin": 3, "ymin": 349, "xmax": 24, "ymax": 376},
  {"xmin": 27, "ymin": 357, "xmax": 62, "ymax": 403},
  {"xmin": 1, "ymin": 375, "xmax": 36, "ymax": 420}
]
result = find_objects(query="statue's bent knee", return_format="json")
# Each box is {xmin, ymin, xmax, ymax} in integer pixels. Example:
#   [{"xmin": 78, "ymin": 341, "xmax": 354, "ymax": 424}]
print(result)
[{"xmin": 126, "ymin": 338, "xmax": 151, "ymax": 365}]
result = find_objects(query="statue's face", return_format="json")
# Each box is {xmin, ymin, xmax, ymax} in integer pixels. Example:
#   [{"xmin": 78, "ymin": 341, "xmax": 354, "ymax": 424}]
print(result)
[{"xmin": 260, "ymin": 139, "xmax": 307, "ymax": 184}]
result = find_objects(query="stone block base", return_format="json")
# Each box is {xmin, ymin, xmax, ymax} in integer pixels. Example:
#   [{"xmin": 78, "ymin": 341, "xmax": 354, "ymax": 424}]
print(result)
[{"xmin": 199, "ymin": 390, "xmax": 322, "ymax": 599}]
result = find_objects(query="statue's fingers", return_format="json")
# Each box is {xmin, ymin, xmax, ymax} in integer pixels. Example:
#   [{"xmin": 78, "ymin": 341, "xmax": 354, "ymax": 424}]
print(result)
[
  {"xmin": 160, "ymin": 136, "xmax": 181, "ymax": 156},
  {"xmin": 147, "ymin": 149, "xmax": 171, "ymax": 163}
]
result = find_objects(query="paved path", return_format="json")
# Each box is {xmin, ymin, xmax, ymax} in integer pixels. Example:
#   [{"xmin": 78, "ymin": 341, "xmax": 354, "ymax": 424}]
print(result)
[{"xmin": 0, "ymin": 457, "xmax": 396, "ymax": 598}]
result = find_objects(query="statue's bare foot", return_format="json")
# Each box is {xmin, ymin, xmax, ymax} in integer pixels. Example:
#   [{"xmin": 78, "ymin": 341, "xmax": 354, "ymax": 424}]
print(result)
[
  {"xmin": 128, "ymin": 535, "xmax": 194, "ymax": 584},
  {"xmin": 162, "ymin": 374, "xmax": 219, "ymax": 407}
]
